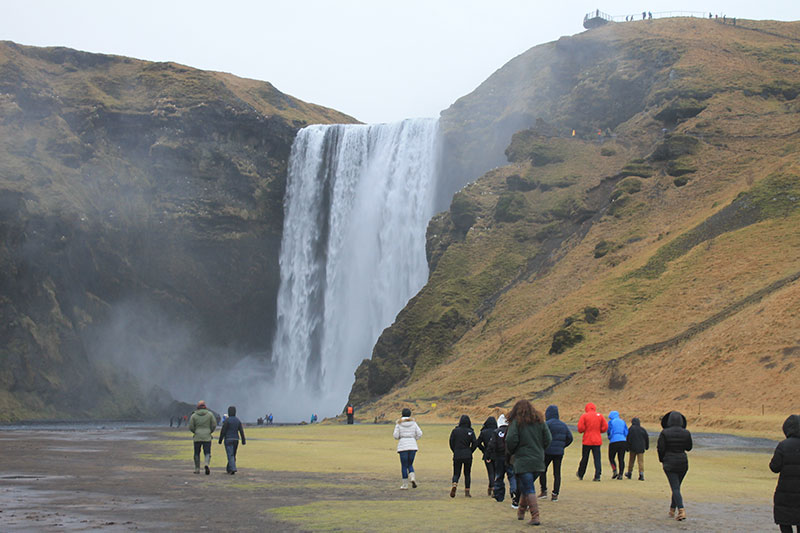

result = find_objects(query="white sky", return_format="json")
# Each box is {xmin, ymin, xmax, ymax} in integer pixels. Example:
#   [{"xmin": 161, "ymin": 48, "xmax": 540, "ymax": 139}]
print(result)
[{"xmin": 3, "ymin": 1, "xmax": 799, "ymax": 123}]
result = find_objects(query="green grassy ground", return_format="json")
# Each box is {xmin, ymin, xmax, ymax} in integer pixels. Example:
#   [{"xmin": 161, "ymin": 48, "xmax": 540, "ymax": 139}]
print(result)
[{"xmin": 146, "ymin": 423, "xmax": 778, "ymax": 532}]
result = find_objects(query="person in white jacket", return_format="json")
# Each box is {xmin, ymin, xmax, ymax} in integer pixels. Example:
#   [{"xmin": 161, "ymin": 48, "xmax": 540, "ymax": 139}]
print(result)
[{"xmin": 394, "ymin": 407, "xmax": 423, "ymax": 489}]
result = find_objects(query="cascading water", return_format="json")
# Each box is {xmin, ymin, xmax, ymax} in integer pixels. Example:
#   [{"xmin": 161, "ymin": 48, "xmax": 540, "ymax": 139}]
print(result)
[{"xmin": 269, "ymin": 118, "xmax": 440, "ymax": 420}]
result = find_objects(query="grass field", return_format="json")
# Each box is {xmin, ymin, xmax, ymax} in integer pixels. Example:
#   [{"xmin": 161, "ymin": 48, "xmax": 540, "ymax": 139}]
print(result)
[{"xmin": 146, "ymin": 423, "xmax": 779, "ymax": 532}]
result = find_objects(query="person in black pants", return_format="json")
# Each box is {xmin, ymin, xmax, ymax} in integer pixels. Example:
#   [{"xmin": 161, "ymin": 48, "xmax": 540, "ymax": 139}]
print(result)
[
  {"xmin": 539, "ymin": 405, "xmax": 573, "ymax": 501},
  {"xmin": 449, "ymin": 414, "xmax": 477, "ymax": 497},
  {"xmin": 657, "ymin": 410, "xmax": 693, "ymax": 521},
  {"xmin": 476, "ymin": 416, "xmax": 498, "ymax": 496},
  {"xmin": 770, "ymin": 414, "xmax": 800, "ymax": 533}
]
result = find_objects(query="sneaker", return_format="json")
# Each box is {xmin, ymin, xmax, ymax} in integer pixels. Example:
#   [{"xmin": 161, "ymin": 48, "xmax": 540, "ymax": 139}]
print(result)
[
  {"xmin": 624, "ymin": 472, "xmax": 632, "ymax": 479},
  {"xmin": 611, "ymin": 471, "xmax": 618, "ymax": 479},
  {"xmin": 204, "ymin": 465, "xmax": 210, "ymax": 475},
  {"xmin": 538, "ymin": 490, "xmax": 548, "ymax": 499},
  {"xmin": 511, "ymin": 501, "xmax": 519, "ymax": 510},
  {"xmin": 576, "ymin": 471, "xmax": 583, "ymax": 480},
  {"xmin": 592, "ymin": 477, "xmax": 601, "ymax": 482},
  {"xmin": 551, "ymin": 493, "xmax": 558, "ymax": 502},
  {"xmin": 230, "ymin": 471, "xmax": 236, "ymax": 475},
  {"xmin": 639, "ymin": 473, "xmax": 645, "ymax": 481},
  {"xmin": 510, "ymin": 492, "xmax": 519, "ymax": 509},
  {"xmin": 411, "ymin": 479, "xmax": 417, "ymax": 488}
]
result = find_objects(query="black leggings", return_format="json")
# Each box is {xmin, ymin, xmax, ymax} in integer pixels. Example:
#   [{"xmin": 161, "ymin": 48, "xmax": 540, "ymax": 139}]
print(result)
[
  {"xmin": 665, "ymin": 469, "xmax": 687, "ymax": 509},
  {"xmin": 577, "ymin": 445, "xmax": 601, "ymax": 479},
  {"xmin": 609, "ymin": 441, "xmax": 627, "ymax": 473},
  {"xmin": 540, "ymin": 454, "xmax": 563, "ymax": 494},
  {"xmin": 483, "ymin": 459, "xmax": 495, "ymax": 486},
  {"xmin": 453, "ymin": 457, "xmax": 473, "ymax": 488}
]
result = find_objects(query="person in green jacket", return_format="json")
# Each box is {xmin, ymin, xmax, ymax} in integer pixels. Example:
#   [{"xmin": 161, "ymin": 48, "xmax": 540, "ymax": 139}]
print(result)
[
  {"xmin": 506, "ymin": 399, "xmax": 552, "ymax": 526},
  {"xmin": 189, "ymin": 400, "xmax": 217, "ymax": 475}
]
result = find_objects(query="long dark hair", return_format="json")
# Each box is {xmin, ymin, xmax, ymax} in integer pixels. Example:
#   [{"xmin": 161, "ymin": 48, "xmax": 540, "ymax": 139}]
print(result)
[{"xmin": 507, "ymin": 399, "xmax": 544, "ymax": 426}]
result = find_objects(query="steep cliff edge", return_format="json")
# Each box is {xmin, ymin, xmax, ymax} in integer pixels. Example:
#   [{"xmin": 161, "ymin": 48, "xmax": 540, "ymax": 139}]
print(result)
[
  {"xmin": 350, "ymin": 18, "xmax": 800, "ymax": 430},
  {"xmin": 0, "ymin": 41, "xmax": 355, "ymax": 421}
]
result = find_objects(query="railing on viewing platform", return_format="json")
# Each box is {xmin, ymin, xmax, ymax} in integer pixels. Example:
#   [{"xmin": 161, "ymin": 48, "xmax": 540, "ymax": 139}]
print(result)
[{"xmin": 584, "ymin": 9, "xmax": 711, "ymax": 29}]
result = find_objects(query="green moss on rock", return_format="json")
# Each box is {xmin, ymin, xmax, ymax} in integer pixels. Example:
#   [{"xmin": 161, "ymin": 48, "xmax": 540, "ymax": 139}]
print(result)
[{"xmin": 494, "ymin": 192, "xmax": 528, "ymax": 223}]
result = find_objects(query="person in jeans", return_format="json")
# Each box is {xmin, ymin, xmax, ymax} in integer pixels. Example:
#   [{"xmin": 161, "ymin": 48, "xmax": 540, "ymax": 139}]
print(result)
[
  {"xmin": 393, "ymin": 407, "xmax": 422, "ymax": 489},
  {"xmin": 538, "ymin": 404, "xmax": 573, "ymax": 501},
  {"xmin": 625, "ymin": 417, "xmax": 650, "ymax": 480},
  {"xmin": 217, "ymin": 405, "xmax": 246, "ymax": 475},
  {"xmin": 657, "ymin": 410, "xmax": 693, "ymax": 521},
  {"xmin": 188, "ymin": 400, "xmax": 217, "ymax": 475},
  {"xmin": 770, "ymin": 414, "xmax": 800, "ymax": 533},
  {"xmin": 607, "ymin": 410, "xmax": 629, "ymax": 479},
  {"xmin": 449, "ymin": 415, "xmax": 477, "ymax": 497},
  {"xmin": 487, "ymin": 414, "xmax": 517, "ymax": 504},
  {"xmin": 576, "ymin": 402, "xmax": 608, "ymax": 481},
  {"xmin": 506, "ymin": 399, "xmax": 552, "ymax": 526}
]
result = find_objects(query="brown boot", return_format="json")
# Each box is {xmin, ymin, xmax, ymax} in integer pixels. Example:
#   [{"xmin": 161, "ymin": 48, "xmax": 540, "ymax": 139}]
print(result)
[
  {"xmin": 676, "ymin": 508, "xmax": 686, "ymax": 521},
  {"xmin": 464, "ymin": 487, "xmax": 471, "ymax": 497},
  {"xmin": 527, "ymin": 493, "xmax": 541, "ymax": 526},
  {"xmin": 668, "ymin": 507, "xmax": 676, "ymax": 518},
  {"xmin": 450, "ymin": 482, "xmax": 457, "ymax": 498},
  {"xmin": 517, "ymin": 492, "xmax": 528, "ymax": 520}
]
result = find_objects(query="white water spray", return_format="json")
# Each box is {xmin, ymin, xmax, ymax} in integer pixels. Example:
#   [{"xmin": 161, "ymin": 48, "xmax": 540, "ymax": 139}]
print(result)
[{"xmin": 269, "ymin": 118, "xmax": 439, "ymax": 421}]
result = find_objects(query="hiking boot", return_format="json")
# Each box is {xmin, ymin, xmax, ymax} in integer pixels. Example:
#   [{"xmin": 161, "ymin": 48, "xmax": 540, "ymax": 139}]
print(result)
[
  {"xmin": 537, "ymin": 489, "xmax": 547, "ymax": 499},
  {"xmin": 551, "ymin": 492, "xmax": 558, "ymax": 502},
  {"xmin": 676, "ymin": 508, "xmax": 686, "ymax": 521},
  {"xmin": 624, "ymin": 472, "xmax": 632, "ymax": 479},
  {"xmin": 400, "ymin": 478, "xmax": 408, "ymax": 489},
  {"xmin": 450, "ymin": 482, "xmax": 457, "ymax": 498},
  {"xmin": 409, "ymin": 472, "xmax": 417, "ymax": 488},
  {"xmin": 638, "ymin": 473, "xmax": 645, "ymax": 481},
  {"xmin": 668, "ymin": 507, "xmax": 676, "ymax": 518},
  {"xmin": 464, "ymin": 488, "xmax": 471, "ymax": 498}
]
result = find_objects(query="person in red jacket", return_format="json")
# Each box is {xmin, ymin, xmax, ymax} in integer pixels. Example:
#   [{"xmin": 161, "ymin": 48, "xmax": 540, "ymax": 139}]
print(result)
[{"xmin": 576, "ymin": 402, "xmax": 608, "ymax": 481}]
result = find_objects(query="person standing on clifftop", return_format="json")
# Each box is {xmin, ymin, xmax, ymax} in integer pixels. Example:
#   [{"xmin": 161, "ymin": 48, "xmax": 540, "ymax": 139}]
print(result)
[
  {"xmin": 189, "ymin": 400, "xmax": 217, "ymax": 475},
  {"xmin": 576, "ymin": 402, "xmax": 608, "ymax": 481},
  {"xmin": 769, "ymin": 414, "xmax": 800, "ymax": 533},
  {"xmin": 218, "ymin": 405, "xmax": 246, "ymax": 475}
]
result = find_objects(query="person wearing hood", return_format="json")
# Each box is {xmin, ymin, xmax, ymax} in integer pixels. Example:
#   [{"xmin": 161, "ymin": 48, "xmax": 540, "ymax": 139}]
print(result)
[
  {"xmin": 188, "ymin": 400, "xmax": 217, "ymax": 475},
  {"xmin": 538, "ymin": 404, "xmax": 573, "ymax": 501},
  {"xmin": 449, "ymin": 415, "xmax": 478, "ymax": 497},
  {"xmin": 477, "ymin": 416, "xmax": 498, "ymax": 497},
  {"xmin": 770, "ymin": 414, "xmax": 800, "ymax": 532},
  {"xmin": 577, "ymin": 402, "xmax": 608, "ymax": 481},
  {"xmin": 393, "ymin": 407, "xmax": 422, "ymax": 489},
  {"xmin": 506, "ymin": 399, "xmax": 552, "ymax": 526},
  {"xmin": 625, "ymin": 417, "xmax": 650, "ymax": 480},
  {"xmin": 218, "ymin": 405, "xmax": 246, "ymax": 475},
  {"xmin": 487, "ymin": 414, "xmax": 517, "ymax": 504},
  {"xmin": 657, "ymin": 410, "xmax": 693, "ymax": 521},
  {"xmin": 607, "ymin": 410, "xmax": 629, "ymax": 480}
]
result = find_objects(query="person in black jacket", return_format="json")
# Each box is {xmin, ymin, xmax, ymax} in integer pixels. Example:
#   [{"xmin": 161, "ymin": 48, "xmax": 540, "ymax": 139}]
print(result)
[
  {"xmin": 625, "ymin": 417, "xmax": 650, "ymax": 480},
  {"xmin": 657, "ymin": 410, "xmax": 692, "ymax": 521},
  {"xmin": 476, "ymin": 416, "xmax": 498, "ymax": 497},
  {"xmin": 770, "ymin": 414, "xmax": 800, "ymax": 532},
  {"xmin": 449, "ymin": 414, "xmax": 477, "ymax": 497},
  {"xmin": 538, "ymin": 404, "xmax": 573, "ymax": 501},
  {"xmin": 217, "ymin": 405, "xmax": 246, "ymax": 474}
]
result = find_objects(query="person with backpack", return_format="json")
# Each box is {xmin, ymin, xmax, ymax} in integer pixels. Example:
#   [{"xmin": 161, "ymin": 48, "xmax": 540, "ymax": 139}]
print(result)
[
  {"xmin": 576, "ymin": 402, "xmax": 608, "ymax": 481},
  {"xmin": 488, "ymin": 414, "xmax": 517, "ymax": 504},
  {"xmin": 625, "ymin": 417, "xmax": 650, "ymax": 480},
  {"xmin": 217, "ymin": 405, "xmax": 246, "ymax": 475},
  {"xmin": 657, "ymin": 410, "xmax": 693, "ymax": 521},
  {"xmin": 538, "ymin": 404, "xmax": 573, "ymax": 501},
  {"xmin": 506, "ymin": 399, "xmax": 552, "ymax": 526},
  {"xmin": 449, "ymin": 415, "xmax": 478, "ymax": 497},
  {"xmin": 477, "ymin": 416, "xmax": 498, "ymax": 496},
  {"xmin": 769, "ymin": 414, "xmax": 800, "ymax": 532},
  {"xmin": 607, "ymin": 410, "xmax": 629, "ymax": 479},
  {"xmin": 393, "ymin": 407, "xmax": 422, "ymax": 489}
]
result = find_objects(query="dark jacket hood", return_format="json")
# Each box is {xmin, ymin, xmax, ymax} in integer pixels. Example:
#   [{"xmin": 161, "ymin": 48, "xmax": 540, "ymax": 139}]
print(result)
[
  {"xmin": 632, "ymin": 417, "xmax": 641, "ymax": 426},
  {"xmin": 458, "ymin": 415, "xmax": 472, "ymax": 428},
  {"xmin": 585, "ymin": 402, "xmax": 596, "ymax": 413},
  {"xmin": 228, "ymin": 406, "xmax": 236, "ymax": 416},
  {"xmin": 482, "ymin": 416, "xmax": 497, "ymax": 430},
  {"xmin": 661, "ymin": 410, "xmax": 687, "ymax": 429},
  {"xmin": 545, "ymin": 405, "xmax": 560, "ymax": 420},
  {"xmin": 783, "ymin": 414, "xmax": 800, "ymax": 438}
]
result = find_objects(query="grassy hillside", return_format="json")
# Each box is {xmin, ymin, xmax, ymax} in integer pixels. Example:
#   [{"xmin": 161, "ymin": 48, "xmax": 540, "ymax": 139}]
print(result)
[{"xmin": 351, "ymin": 18, "xmax": 800, "ymax": 433}]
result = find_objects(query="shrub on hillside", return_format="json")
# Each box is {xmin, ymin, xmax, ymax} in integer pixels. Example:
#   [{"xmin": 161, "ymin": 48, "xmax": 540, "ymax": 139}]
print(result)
[
  {"xmin": 549, "ymin": 327, "xmax": 584, "ymax": 354},
  {"xmin": 450, "ymin": 191, "xmax": 479, "ymax": 233},
  {"xmin": 494, "ymin": 192, "xmax": 527, "ymax": 222}
]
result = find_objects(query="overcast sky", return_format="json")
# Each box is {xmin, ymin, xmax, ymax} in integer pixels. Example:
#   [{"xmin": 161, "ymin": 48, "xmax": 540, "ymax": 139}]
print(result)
[{"xmin": 3, "ymin": 1, "xmax": 800, "ymax": 123}]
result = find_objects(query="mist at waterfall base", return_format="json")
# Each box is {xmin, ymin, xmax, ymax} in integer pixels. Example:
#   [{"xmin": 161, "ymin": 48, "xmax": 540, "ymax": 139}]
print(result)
[{"xmin": 264, "ymin": 118, "xmax": 441, "ymax": 422}]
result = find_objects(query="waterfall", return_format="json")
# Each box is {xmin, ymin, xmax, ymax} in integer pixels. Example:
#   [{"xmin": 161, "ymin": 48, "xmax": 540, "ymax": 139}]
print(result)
[{"xmin": 270, "ymin": 118, "xmax": 440, "ymax": 420}]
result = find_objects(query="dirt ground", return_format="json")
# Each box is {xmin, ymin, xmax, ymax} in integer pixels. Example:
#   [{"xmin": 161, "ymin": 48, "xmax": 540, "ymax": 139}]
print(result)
[{"xmin": 0, "ymin": 425, "xmax": 780, "ymax": 532}]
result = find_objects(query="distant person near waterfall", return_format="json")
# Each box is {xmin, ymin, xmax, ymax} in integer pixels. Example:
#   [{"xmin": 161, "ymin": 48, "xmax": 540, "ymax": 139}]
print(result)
[
  {"xmin": 657, "ymin": 410, "xmax": 693, "ymax": 521},
  {"xmin": 218, "ymin": 405, "xmax": 246, "ymax": 475},
  {"xmin": 189, "ymin": 400, "xmax": 217, "ymax": 475},
  {"xmin": 393, "ymin": 407, "xmax": 423, "ymax": 489},
  {"xmin": 770, "ymin": 414, "xmax": 800, "ymax": 533}
]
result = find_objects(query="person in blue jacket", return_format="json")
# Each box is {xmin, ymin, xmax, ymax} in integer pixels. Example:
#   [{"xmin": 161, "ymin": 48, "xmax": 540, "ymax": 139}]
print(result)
[
  {"xmin": 538, "ymin": 404, "xmax": 573, "ymax": 501},
  {"xmin": 607, "ymin": 410, "xmax": 629, "ymax": 479}
]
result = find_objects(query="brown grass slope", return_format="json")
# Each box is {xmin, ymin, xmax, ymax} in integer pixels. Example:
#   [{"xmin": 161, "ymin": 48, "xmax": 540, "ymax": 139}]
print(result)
[{"xmin": 351, "ymin": 18, "xmax": 800, "ymax": 434}]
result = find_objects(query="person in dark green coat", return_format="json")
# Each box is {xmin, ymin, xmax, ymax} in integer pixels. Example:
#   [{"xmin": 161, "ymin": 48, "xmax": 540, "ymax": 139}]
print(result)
[
  {"xmin": 189, "ymin": 400, "xmax": 217, "ymax": 475},
  {"xmin": 506, "ymin": 399, "xmax": 552, "ymax": 526}
]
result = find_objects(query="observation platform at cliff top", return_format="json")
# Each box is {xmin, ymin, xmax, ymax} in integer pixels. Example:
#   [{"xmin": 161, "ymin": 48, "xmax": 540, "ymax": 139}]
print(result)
[{"xmin": 584, "ymin": 9, "xmax": 711, "ymax": 29}]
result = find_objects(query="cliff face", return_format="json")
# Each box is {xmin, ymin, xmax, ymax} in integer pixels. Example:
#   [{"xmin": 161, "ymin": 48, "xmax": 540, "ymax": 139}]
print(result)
[
  {"xmin": 0, "ymin": 41, "xmax": 355, "ymax": 421},
  {"xmin": 350, "ymin": 18, "xmax": 800, "ymax": 430}
]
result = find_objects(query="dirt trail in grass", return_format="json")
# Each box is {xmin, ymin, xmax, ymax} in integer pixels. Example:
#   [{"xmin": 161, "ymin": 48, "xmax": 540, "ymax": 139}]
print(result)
[{"xmin": 0, "ymin": 425, "xmax": 779, "ymax": 532}]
